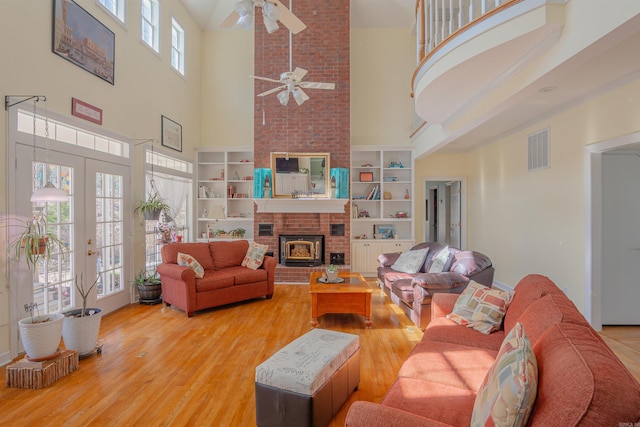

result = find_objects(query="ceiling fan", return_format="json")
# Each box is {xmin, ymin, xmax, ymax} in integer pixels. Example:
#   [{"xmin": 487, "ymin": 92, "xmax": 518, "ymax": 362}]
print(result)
[
  {"xmin": 219, "ymin": 0, "xmax": 306, "ymax": 34},
  {"xmin": 251, "ymin": 1, "xmax": 335, "ymax": 107}
]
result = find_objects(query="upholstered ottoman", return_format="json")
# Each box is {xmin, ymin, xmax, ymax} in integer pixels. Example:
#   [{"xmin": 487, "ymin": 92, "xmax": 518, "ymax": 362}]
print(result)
[{"xmin": 255, "ymin": 328, "xmax": 360, "ymax": 427}]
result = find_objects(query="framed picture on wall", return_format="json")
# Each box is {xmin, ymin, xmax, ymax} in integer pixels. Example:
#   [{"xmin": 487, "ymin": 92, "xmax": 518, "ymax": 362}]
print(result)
[
  {"xmin": 374, "ymin": 224, "xmax": 396, "ymax": 239},
  {"xmin": 52, "ymin": 0, "xmax": 115, "ymax": 85},
  {"xmin": 161, "ymin": 115, "xmax": 182, "ymax": 152}
]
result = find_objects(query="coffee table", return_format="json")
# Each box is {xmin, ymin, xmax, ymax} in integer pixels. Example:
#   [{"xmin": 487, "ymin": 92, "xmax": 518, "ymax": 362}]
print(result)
[{"xmin": 309, "ymin": 271, "xmax": 372, "ymax": 328}]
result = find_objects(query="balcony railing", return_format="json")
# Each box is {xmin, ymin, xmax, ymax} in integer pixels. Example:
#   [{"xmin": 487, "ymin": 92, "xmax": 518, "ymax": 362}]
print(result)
[{"xmin": 415, "ymin": 0, "xmax": 521, "ymax": 63}]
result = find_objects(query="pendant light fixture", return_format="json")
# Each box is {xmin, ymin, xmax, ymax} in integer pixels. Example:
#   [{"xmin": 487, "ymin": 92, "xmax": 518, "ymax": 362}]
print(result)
[{"xmin": 29, "ymin": 97, "xmax": 69, "ymax": 203}]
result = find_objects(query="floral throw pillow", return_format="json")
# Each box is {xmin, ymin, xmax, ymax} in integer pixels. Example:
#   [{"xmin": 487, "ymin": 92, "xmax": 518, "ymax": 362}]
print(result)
[
  {"xmin": 177, "ymin": 252, "xmax": 205, "ymax": 279},
  {"xmin": 471, "ymin": 322, "xmax": 538, "ymax": 427},
  {"xmin": 242, "ymin": 241, "xmax": 269, "ymax": 270},
  {"xmin": 391, "ymin": 248, "xmax": 429, "ymax": 274},
  {"xmin": 447, "ymin": 281, "xmax": 514, "ymax": 334}
]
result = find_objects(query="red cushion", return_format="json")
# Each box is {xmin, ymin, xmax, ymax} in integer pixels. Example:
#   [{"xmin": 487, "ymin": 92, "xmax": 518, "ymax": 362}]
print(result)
[
  {"xmin": 161, "ymin": 243, "xmax": 214, "ymax": 270},
  {"xmin": 209, "ymin": 240, "xmax": 249, "ymax": 269}
]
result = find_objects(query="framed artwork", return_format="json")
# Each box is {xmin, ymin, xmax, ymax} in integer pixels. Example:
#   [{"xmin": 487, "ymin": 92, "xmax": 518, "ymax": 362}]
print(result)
[
  {"xmin": 359, "ymin": 172, "xmax": 373, "ymax": 182},
  {"xmin": 374, "ymin": 224, "xmax": 396, "ymax": 239},
  {"xmin": 52, "ymin": 0, "xmax": 115, "ymax": 85},
  {"xmin": 161, "ymin": 115, "xmax": 182, "ymax": 152},
  {"xmin": 71, "ymin": 98, "xmax": 103, "ymax": 125}
]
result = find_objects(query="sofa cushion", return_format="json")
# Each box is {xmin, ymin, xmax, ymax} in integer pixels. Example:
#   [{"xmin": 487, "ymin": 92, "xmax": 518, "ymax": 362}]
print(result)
[
  {"xmin": 450, "ymin": 250, "xmax": 492, "ymax": 277},
  {"xmin": 447, "ymin": 282, "xmax": 514, "ymax": 334},
  {"xmin": 391, "ymin": 279, "xmax": 415, "ymax": 304},
  {"xmin": 392, "ymin": 248, "xmax": 429, "ymax": 274},
  {"xmin": 242, "ymin": 241, "xmax": 268, "ymax": 270},
  {"xmin": 161, "ymin": 243, "xmax": 214, "ymax": 270},
  {"xmin": 399, "ymin": 339, "xmax": 498, "ymax": 392},
  {"xmin": 504, "ymin": 274, "xmax": 564, "ymax": 332},
  {"xmin": 209, "ymin": 240, "xmax": 250, "ymax": 269},
  {"xmin": 423, "ymin": 317, "xmax": 505, "ymax": 351},
  {"xmin": 222, "ymin": 266, "xmax": 268, "ymax": 285},
  {"xmin": 528, "ymin": 323, "xmax": 640, "ymax": 426},
  {"xmin": 177, "ymin": 252, "xmax": 205, "ymax": 279},
  {"xmin": 471, "ymin": 322, "xmax": 538, "ymax": 427},
  {"xmin": 428, "ymin": 246, "xmax": 452, "ymax": 273},
  {"xmin": 195, "ymin": 270, "xmax": 236, "ymax": 292},
  {"xmin": 382, "ymin": 377, "xmax": 476, "ymax": 427}
]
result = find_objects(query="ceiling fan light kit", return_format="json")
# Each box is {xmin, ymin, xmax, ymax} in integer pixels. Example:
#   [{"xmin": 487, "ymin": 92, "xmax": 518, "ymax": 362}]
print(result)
[{"xmin": 221, "ymin": 0, "xmax": 306, "ymax": 35}]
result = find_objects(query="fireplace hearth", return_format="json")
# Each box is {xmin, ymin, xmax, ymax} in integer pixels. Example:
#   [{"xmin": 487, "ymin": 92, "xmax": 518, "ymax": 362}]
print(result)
[{"xmin": 279, "ymin": 234, "xmax": 324, "ymax": 267}]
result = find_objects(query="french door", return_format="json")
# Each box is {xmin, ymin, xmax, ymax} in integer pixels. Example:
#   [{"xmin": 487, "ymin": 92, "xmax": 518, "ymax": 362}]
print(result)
[{"xmin": 11, "ymin": 143, "xmax": 131, "ymax": 354}]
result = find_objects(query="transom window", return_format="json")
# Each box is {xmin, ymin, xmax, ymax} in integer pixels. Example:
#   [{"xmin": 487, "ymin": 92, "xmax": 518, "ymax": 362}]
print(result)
[
  {"xmin": 141, "ymin": 0, "xmax": 160, "ymax": 52},
  {"xmin": 97, "ymin": 0, "xmax": 126, "ymax": 24},
  {"xmin": 171, "ymin": 18, "xmax": 185, "ymax": 75}
]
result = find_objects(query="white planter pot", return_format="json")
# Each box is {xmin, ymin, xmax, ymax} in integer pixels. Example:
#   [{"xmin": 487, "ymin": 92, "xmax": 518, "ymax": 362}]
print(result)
[
  {"xmin": 62, "ymin": 308, "xmax": 103, "ymax": 356},
  {"xmin": 18, "ymin": 313, "xmax": 64, "ymax": 360}
]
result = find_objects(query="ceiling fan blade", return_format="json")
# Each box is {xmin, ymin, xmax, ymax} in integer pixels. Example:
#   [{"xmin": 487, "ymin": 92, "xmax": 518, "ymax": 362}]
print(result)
[
  {"xmin": 250, "ymin": 75, "xmax": 282, "ymax": 83},
  {"xmin": 300, "ymin": 82, "xmax": 336, "ymax": 90},
  {"xmin": 291, "ymin": 67, "xmax": 307, "ymax": 81},
  {"xmin": 273, "ymin": 0, "xmax": 306, "ymax": 34},
  {"xmin": 220, "ymin": 10, "xmax": 241, "ymax": 28},
  {"xmin": 258, "ymin": 86, "xmax": 286, "ymax": 97},
  {"xmin": 293, "ymin": 88, "xmax": 310, "ymax": 106}
]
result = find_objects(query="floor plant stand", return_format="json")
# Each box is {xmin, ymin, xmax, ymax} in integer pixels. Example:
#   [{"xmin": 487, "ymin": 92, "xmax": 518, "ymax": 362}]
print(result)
[{"xmin": 6, "ymin": 350, "xmax": 79, "ymax": 389}]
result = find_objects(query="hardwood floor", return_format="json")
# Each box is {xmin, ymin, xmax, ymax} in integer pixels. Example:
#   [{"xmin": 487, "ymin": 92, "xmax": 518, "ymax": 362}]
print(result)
[{"xmin": 0, "ymin": 280, "xmax": 638, "ymax": 426}]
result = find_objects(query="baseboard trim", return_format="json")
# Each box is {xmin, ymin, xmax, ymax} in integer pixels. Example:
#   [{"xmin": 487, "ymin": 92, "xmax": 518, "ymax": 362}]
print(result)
[{"xmin": 492, "ymin": 280, "xmax": 514, "ymax": 292}]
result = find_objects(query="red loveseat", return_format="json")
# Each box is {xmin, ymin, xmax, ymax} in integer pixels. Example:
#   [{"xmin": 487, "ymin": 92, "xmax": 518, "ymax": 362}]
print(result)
[
  {"xmin": 157, "ymin": 240, "xmax": 276, "ymax": 317},
  {"xmin": 346, "ymin": 274, "xmax": 640, "ymax": 426}
]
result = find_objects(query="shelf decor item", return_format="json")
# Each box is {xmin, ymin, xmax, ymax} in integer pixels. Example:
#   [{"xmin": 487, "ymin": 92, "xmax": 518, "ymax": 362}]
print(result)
[
  {"xmin": 359, "ymin": 172, "xmax": 373, "ymax": 182},
  {"xmin": 254, "ymin": 168, "xmax": 273, "ymax": 198},
  {"xmin": 330, "ymin": 168, "xmax": 349, "ymax": 199}
]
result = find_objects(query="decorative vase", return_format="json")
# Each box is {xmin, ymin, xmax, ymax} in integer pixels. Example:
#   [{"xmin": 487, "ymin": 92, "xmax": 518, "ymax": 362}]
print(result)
[
  {"xmin": 18, "ymin": 313, "xmax": 64, "ymax": 360},
  {"xmin": 62, "ymin": 308, "xmax": 103, "ymax": 356},
  {"xmin": 326, "ymin": 268, "xmax": 339, "ymax": 282}
]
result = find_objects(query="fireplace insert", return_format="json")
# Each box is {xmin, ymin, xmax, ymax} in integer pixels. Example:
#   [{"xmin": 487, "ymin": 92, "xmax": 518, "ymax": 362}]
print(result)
[{"xmin": 279, "ymin": 234, "xmax": 324, "ymax": 267}]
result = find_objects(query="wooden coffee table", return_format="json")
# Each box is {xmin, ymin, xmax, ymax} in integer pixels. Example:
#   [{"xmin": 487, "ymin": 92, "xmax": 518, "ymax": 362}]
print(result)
[{"xmin": 309, "ymin": 271, "xmax": 372, "ymax": 328}]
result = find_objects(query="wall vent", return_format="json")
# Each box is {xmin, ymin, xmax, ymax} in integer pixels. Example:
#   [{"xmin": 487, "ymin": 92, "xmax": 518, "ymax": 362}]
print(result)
[{"xmin": 528, "ymin": 128, "xmax": 550, "ymax": 171}]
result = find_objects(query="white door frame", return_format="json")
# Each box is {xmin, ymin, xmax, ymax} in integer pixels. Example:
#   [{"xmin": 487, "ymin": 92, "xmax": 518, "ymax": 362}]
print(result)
[
  {"xmin": 585, "ymin": 130, "xmax": 640, "ymax": 330},
  {"xmin": 422, "ymin": 176, "xmax": 467, "ymax": 249},
  {"xmin": 6, "ymin": 105, "xmax": 133, "ymax": 360}
]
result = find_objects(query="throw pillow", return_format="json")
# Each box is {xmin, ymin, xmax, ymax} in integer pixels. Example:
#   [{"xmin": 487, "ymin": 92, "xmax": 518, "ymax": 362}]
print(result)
[
  {"xmin": 391, "ymin": 248, "xmax": 429, "ymax": 274},
  {"xmin": 471, "ymin": 322, "xmax": 538, "ymax": 427},
  {"xmin": 447, "ymin": 281, "xmax": 514, "ymax": 334},
  {"xmin": 177, "ymin": 252, "xmax": 205, "ymax": 279},
  {"xmin": 242, "ymin": 241, "xmax": 269, "ymax": 270},
  {"xmin": 429, "ymin": 246, "xmax": 452, "ymax": 273}
]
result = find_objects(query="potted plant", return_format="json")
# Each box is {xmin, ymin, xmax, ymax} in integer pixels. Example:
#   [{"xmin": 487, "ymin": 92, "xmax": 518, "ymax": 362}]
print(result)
[
  {"xmin": 134, "ymin": 192, "xmax": 170, "ymax": 221},
  {"xmin": 18, "ymin": 303, "xmax": 65, "ymax": 361},
  {"xmin": 231, "ymin": 228, "xmax": 246, "ymax": 238},
  {"xmin": 62, "ymin": 274, "xmax": 103, "ymax": 357},
  {"xmin": 10, "ymin": 212, "xmax": 67, "ymax": 270},
  {"xmin": 325, "ymin": 264, "xmax": 339, "ymax": 282},
  {"xmin": 134, "ymin": 269, "xmax": 162, "ymax": 304}
]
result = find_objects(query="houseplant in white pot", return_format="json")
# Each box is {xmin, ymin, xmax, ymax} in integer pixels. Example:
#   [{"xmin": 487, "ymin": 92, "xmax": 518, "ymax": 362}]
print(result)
[
  {"xmin": 18, "ymin": 303, "xmax": 65, "ymax": 360},
  {"xmin": 62, "ymin": 274, "xmax": 102, "ymax": 357},
  {"xmin": 11, "ymin": 210, "xmax": 68, "ymax": 360}
]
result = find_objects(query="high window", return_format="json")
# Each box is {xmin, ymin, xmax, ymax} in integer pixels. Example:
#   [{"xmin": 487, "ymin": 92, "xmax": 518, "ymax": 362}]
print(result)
[
  {"xmin": 141, "ymin": 0, "xmax": 160, "ymax": 52},
  {"xmin": 97, "ymin": 0, "xmax": 126, "ymax": 24},
  {"xmin": 171, "ymin": 18, "xmax": 185, "ymax": 75}
]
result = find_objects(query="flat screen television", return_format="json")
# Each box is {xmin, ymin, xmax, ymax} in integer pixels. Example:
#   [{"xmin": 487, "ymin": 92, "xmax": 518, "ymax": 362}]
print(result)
[{"xmin": 275, "ymin": 157, "xmax": 299, "ymax": 173}]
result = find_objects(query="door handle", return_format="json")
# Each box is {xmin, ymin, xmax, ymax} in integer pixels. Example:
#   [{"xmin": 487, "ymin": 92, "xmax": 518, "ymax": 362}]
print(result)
[{"xmin": 87, "ymin": 250, "xmax": 100, "ymax": 256}]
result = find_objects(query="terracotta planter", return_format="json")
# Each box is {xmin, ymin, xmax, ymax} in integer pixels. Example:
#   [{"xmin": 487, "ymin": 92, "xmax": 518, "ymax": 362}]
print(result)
[{"xmin": 21, "ymin": 237, "xmax": 49, "ymax": 255}]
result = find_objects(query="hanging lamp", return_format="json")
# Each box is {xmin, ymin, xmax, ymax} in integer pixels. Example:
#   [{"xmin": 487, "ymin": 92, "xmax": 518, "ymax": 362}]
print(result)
[{"xmin": 29, "ymin": 97, "xmax": 69, "ymax": 203}]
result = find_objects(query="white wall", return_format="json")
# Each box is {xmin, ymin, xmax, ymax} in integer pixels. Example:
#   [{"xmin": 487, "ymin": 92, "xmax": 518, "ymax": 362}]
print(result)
[
  {"xmin": 0, "ymin": 0, "xmax": 203, "ymax": 363},
  {"xmin": 351, "ymin": 28, "xmax": 415, "ymax": 147}
]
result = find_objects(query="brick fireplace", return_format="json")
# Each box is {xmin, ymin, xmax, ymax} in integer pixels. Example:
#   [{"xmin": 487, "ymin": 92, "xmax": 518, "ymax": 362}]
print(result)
[{"xmin": 252, "ymin": 1, "xmax": 350, "ymax": 282}]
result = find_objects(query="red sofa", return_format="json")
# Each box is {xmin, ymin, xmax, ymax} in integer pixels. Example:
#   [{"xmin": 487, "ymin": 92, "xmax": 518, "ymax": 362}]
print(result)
[
  {"xmin": 346, "ymin": 274, "xmax": 640, "ymax": 426},
  {"xmin": 157, "ymin": 240, "xmax": 276, "ymax": 317}
]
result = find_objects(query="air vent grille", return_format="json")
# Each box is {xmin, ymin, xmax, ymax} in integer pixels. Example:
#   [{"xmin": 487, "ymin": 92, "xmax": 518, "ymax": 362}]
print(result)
[{"xmin": 528, "ymin": 128, "xmax": 550, "ymax": 171}]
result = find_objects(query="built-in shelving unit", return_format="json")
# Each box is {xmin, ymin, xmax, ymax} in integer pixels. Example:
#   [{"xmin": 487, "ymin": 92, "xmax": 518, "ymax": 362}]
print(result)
[
  {"xmin": 350, "ymin": 146, "xmax": 415, "ymax": 274},
  {"xmin": 195, "ymin": 147, "xmax": 254, "ymax": 242}
]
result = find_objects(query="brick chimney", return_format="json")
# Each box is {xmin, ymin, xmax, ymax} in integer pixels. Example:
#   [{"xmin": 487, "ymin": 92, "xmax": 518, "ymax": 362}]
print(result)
[{"xmin": 253, "ymin": 0, "xmax": 351, "ymax": 282}]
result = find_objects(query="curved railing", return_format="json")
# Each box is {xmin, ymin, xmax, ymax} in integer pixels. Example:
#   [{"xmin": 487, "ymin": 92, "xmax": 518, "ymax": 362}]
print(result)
[{"xmin": 411, "ymin": 0, "xmax": 522, "ymax": 135}]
